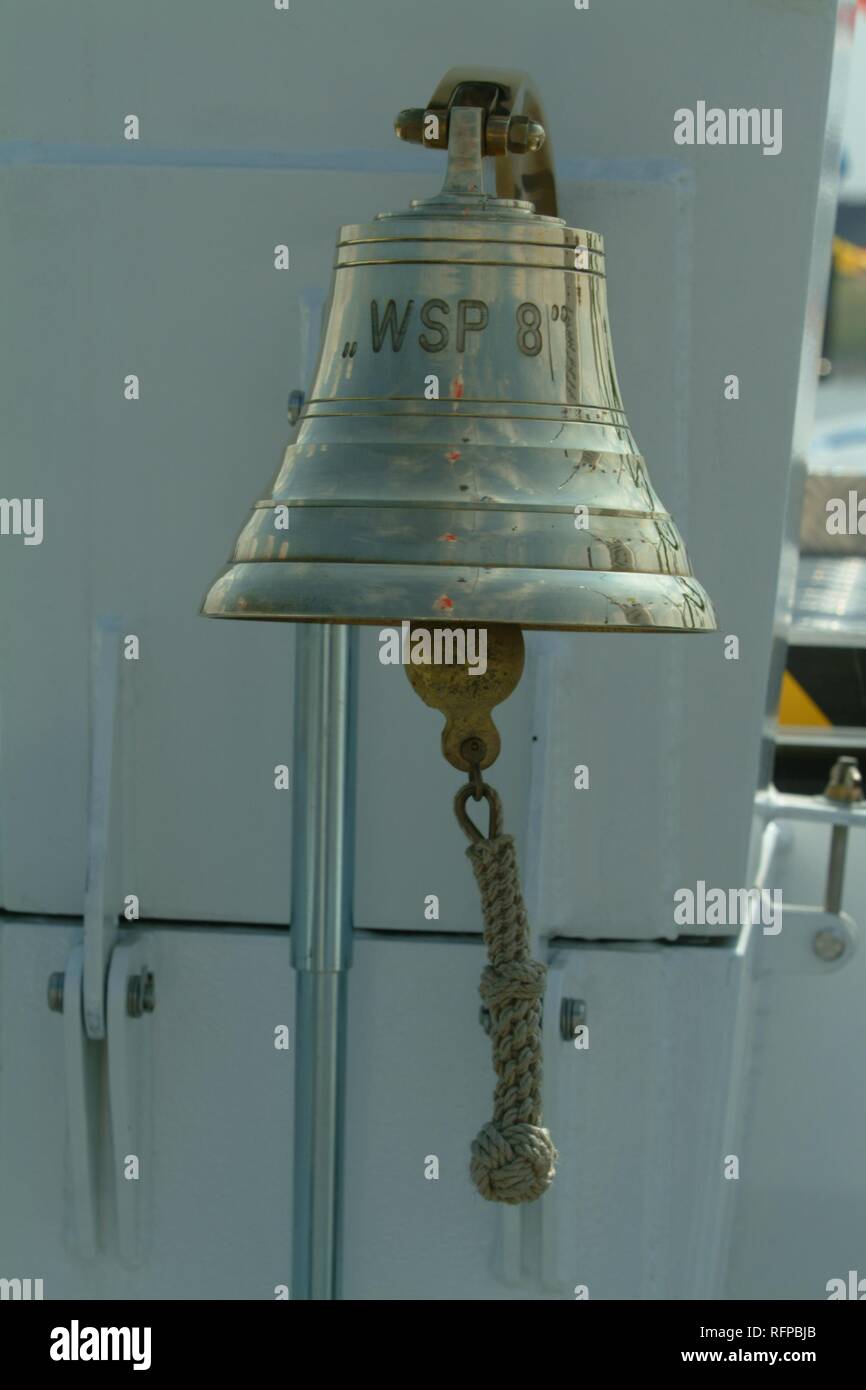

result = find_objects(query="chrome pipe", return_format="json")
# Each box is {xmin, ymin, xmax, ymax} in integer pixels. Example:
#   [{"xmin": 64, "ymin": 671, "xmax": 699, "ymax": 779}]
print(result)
[
  {"xmin": 290, "ymin": 288, "xmax": 354, "ymax": 1301},
  {"xmin": 290, "ymin": 622, "xmax": 356, "ymax": 1300}
]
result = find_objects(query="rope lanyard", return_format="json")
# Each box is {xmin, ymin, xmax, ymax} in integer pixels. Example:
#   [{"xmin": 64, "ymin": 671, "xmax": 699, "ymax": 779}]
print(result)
[{"xmin": 455, "ymin": 765, "xmax": 557, "ymax": 1204}]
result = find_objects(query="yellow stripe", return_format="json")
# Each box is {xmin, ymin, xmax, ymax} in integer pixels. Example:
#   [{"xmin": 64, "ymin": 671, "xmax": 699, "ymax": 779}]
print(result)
[{"xmin": 778, "ymin": 671, "xmax": 832, "ymax": 727}]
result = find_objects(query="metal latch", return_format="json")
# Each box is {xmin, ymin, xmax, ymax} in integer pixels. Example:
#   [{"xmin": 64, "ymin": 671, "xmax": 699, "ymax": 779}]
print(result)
[{"xmin": 45, "ymin": 619, "xmax": 155, "ymax": 1265}]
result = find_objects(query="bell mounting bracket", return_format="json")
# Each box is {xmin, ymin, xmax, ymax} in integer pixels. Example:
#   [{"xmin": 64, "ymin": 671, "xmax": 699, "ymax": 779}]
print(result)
[{"xmin": 395, "ymin": 66, "xmax": 558, "ymax": 217}]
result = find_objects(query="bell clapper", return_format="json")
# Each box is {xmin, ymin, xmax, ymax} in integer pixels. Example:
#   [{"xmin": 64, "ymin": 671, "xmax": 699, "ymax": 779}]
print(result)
[
  {"xmin": 403, "ymin": 621, "xmax": 524, "ymax": 773},
  {"xmin": 402, "ymin": 616, "xmax": 525, "ymax": 841}
]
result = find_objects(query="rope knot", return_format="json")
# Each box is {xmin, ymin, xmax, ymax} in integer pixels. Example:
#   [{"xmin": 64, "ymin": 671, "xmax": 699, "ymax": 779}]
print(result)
[
  {"xmin": 479, "ymin": 959, "xmax": 546, "ymax": 1013},
  {"xmin": 470, "ymin": 1121, "xmax": 557, "ymax": 1204}
]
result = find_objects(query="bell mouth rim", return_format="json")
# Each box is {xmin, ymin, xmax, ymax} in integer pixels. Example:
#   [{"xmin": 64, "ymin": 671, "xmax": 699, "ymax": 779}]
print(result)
[
  {"xmin": 201, "ymin": 562, "xmax": 717, "ymax": 634},
  {"xmin": 202, "ymin": 611, "xmax": 714, "ymax": 634}
]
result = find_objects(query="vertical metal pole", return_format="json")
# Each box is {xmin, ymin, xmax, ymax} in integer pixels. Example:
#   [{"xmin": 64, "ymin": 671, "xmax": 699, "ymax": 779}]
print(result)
[
  {"xmin": 290, "ymin": 288, "xmax": 355, "ymax": 1301},
  {"xmin": 824, "ymin": 824, "xmax": 848, "ymax": 916},
  {"xmin": 291, "ymin": 623, "xmax": 356, "ymax": 1300},
  {"xmin": 822, "ymin": 757, "xmax": 862, "ymax": 915}
]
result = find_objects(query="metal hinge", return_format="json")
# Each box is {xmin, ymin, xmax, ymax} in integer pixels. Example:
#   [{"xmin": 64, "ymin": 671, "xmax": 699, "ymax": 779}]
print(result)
[{"xmin": 45, "ymin": 619, "xmax": 155, "ymax": 1265}]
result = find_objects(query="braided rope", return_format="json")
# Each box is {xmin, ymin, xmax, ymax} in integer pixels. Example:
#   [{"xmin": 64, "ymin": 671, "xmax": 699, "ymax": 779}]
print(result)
[{"xmin": 459, "ymin": 786, "xmax": 557, "ymax": 1204}]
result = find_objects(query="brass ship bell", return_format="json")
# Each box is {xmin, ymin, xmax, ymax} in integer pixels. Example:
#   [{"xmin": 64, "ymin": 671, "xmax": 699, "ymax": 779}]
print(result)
[
  {"xmin": 204, "ymin": 69, "xmax": 714, "ymax": 649},
  {"xmin": 203, "ymin": 70, "xmax": 717, "ymax": 1204}
]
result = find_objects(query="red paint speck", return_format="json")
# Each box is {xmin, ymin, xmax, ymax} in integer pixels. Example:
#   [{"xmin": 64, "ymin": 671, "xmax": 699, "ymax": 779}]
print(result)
[
  {"xmin": 446, "ymin": 450, "xmax": 461, "ymax": 462},
  {"xmin": 452, "ymin": 379, "xmax": 464, "ymax": 399},
  {"xmin": 439, "ymin": 532, "xmax": 458, "ymax": 543},
  {"xmin": 434, "ymin": 595, "xmax": 454, "ymax": 611}
]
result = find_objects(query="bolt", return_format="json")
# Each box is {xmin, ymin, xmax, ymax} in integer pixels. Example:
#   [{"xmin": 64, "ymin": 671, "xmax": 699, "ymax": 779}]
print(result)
[
  {"xmin": 823, "ymin": 757, "xmax": 862, "ymax": 914},
  {"xmin": 559, "ymin": 997, "xmax": 587, "ymax": 1041},
  {"xmin": 505, "ymin": 114, "xmax": 546, "ymax": 155},
  {"xmin": 287, "ymin": 390, "xmax": 305, "ymax": 425},
  {"xmin": 462, "ymin": 736, "xmax": 486, "ymax": 759},
  {"xmin": 394, "ymin": 106, "xmax": 545, "ymax": 158},
  {"xmin": 813, "ymin": 929, "xmax": 846, "ymax": 963},
  {"xmin": 824, "ymin": 755, "xmax": 863, "ymax": 804},
  {"xmin": 47, "ymin": 972, "xmax": 65, "ymax": 1013},
  {"xmin": 127, "ymin": 971, "xmax": 155, "ymax": 1018},
  {"xmin": 394, "ymin": 108, "xmax": 448, "ymax": 148}
]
